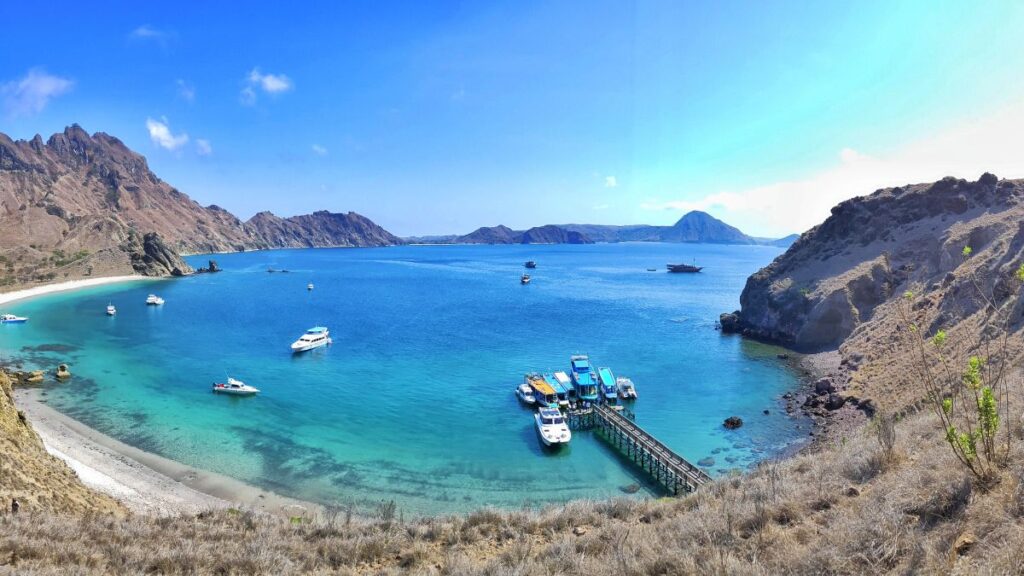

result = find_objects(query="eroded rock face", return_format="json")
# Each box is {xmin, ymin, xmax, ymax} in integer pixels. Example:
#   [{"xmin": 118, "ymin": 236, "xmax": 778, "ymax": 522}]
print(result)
[
  {"xmin": 126, "ymin": 231, "xmax": 194, "ymax": 277},
  {"xmin": 723, "ymin": 173, "xmax": 1024, "ymax": 351}
]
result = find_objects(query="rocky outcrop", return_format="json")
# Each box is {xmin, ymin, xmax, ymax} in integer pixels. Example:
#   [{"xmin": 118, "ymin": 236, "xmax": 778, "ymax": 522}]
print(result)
[
  {"xmin": 722, "ymin": 174, "xmax": 1024, "ymax": 352},
  {"xmin": 125, "ymin": 232, "xmax": 193, "ymax": 277},
  {"xmin": 456, "ymin": 225, "xmax": 520, "ymax": 244},
  {"xmin": 561, "ymin": 211, "xmax": 774, "ymax": 244},
  {"xmin": 517, "ymin": 225, "xmax": 593, "ymax": 244},
  {"xmin": 244, "ymin": 210, "xmax": 402, "ymax": 249}
]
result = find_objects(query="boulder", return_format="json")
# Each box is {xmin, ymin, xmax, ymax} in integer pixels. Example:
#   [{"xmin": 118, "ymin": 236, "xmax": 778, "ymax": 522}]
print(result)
[
  {"xmin": 814, "ymin": 377, "xmax": 836, "ymax": 395},
  {"xmin": 26, "ymin": 370, "xmax": 44, "ymax": 384},
  {"xmin": 825, "ymin": 394, "xmax": 846, "ymax": 411},
  {"xmin": 723, "ymin": 416, "xmax": 743, "ymax": 430},
  {"xmin": 697, "ymin": 457, "xmax": 716, "ymax": 467},
  {"xmin": 719, "ymin": 311, "xmax": 742, "ymax": 333},
  {"xmin": 55, "ymin": 364, "xmax": 71, "ymax": 379}
]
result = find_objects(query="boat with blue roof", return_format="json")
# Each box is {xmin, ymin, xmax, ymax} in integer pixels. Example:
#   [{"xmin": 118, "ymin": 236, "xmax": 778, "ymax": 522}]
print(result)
[
  {"xmin": 290, "ymin": 326, "xmax": 331, "ymax": 352},
  {"xmin": 544, "ymin": 372, "xmax": 572, "ymax": 408},
  {"xmin": 597, "ymin": 367, "xmax": 619, "ymax": 404},
  {"xmin": 569, "ymin": 355, "xmax": 599, "ymax": 403}
]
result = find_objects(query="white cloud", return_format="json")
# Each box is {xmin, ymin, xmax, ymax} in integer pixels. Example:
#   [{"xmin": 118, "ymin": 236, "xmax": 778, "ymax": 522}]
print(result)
[
  {"xmin": 311, "ymin": 144, "xmax": 328, "ymax": 156},
  {"xmin": 239, "ymin": 86, "xmax": 257, "ymax": 106},
  {"xmin": 195, "ymin": 139, "xmax": 212, "ymax": 156},
  {"xmin": 643, "ymin": 99, "xmax": 1024, "ymax": 237},
  {"xmin": 176, "ymin": 79, "xmax": 195, "ymax": 102},
  {"xmin": 604, "ymin": 176, "xmax": 618, "ymax": 188},
  {"xmin": 145, "ymin": 117, "xmax": 189, "ymax": 151},
  {"xmin": 1, "ymin": 68, "xmax": 73, "ymax": 118},
  {"xmin": 130, "ymin": 25, "xmax": 167, "ymax": 39},
  {"xmin": 241, "ymin": 68, "xmax": 293, "ymax": 105}
]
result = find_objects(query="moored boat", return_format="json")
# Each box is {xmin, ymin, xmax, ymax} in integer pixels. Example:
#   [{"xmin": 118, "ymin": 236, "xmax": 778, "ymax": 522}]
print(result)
[
  {"xmin": 290, "ymin": 326, "xmax": 331, "ymax": 352},
  {"xmin": 551, "ymin": 371, "xmax": 576, "ymax": 405},
  {"xmin": 569, "ymin": 355, "xmax": 599, "ymax": 403},
  {"xmin": 534, "ymin": 407, "xmax": 571, "ymax": 446},
  {"xmin": 521, "ymin": 274, "xmax": 531, "ymax": 284},
  {"xmin": 544, "ymin": 372, "xmax": 572, "ymax": 408},
  {"xmin": 524, "ymin": 260, "xmax": 537, "ymax": 269},
  {"xmin": 525, "ymin": 373, "xmax": 559, "ymax": 409},
  {"xmin": 616, "ymin": 376, "xmax": 638, "ymax": 399},
  {"xmin": 597, "ymin": 367, "xmax": 618, "ymax": 403},
  {"xmin": 145, "ymin": 294, "xmax": 165, "ymax": 305},
  {"xmin": 106, "ymin": 304, "xmax": 116, "ymax": 316},
  {"xmin": 667, "ymin": 263, "xmax": 703, "ymax": 273},
  {"xmin": 0, "ymin": 314, "xmax": 28, "ymax": 324},
  {"xmin": 212, "ymin": 377, "xmax": 260, "ymax": 396},
  {"xmin": 515, "ymin": 383, "xmax": 536, "ymax": 405}
]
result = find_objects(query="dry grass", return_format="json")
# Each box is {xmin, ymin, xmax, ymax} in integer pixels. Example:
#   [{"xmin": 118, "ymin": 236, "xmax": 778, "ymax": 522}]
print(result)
[{"xmin": 3, "ymin": 404, "xmax": 1024, "ymax": 575}]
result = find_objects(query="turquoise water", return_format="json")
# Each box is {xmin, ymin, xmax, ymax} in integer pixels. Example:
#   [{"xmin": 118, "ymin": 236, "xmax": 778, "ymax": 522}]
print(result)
[{"xmin": 1, "ymin": 243, "xmax": 806, "ymax": 514}]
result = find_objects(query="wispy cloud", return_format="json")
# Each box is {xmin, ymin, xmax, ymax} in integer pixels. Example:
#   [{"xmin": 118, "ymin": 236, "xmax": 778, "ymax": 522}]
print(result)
[
  {"xmin": 241, "ymin": 68, "xmax": 293, "ymax": 104},
  {"xmin": 129, "ymin": 25, "xmax": 175, "ymax": 50},
  {"xmin": 145, "ymin": 117, "xmax": 189, "ymax": 151},
  {"xmin": 642, "ymin": 99, "xmax": 1024, "ymax": 237},
  {"xmin": 1, "ymin": 68, "xmax": 73, "ymax": 118},
  {"xmin": 195, "ymin": 139, "xmax": 212, "ymax": 156},
  {"xmin": 176, "ymin": 79, "xmax": 195, "ymax": 102},
  {"xmin": 604, "ymin": 176, "xmax": 618, "ymax": 188},
  {"xmin": 311, "ymin": 144, "xmax": 328, "ymax": 156}
]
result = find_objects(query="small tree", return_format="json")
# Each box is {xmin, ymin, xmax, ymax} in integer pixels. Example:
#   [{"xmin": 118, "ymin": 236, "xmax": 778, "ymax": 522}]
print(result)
[{"xmin": 896, "ymin": 247, "xmax": 1021, "ymax": 484}]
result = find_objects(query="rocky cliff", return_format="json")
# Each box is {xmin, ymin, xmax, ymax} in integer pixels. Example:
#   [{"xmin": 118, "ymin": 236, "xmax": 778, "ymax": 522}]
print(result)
[
  {"xmin": 0, "ymin": 126, "xmax": 401, "ymax": 288},
  {"xmin": 721, "ymin": 173, "xmax": 1024, "ymax": 409},
  {"xmin": 452, "ymin": 224, "xmax": 592, "ymax": 244},
  {"xmin": 561, "ymin": 211, "xmax": 780, "ymax": 244}
]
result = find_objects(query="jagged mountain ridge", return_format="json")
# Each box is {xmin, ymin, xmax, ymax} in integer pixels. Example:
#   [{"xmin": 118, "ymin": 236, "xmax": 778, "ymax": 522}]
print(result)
[{"xmin": 0, "ymin": 125, "xmax": 401, "ymax": 286}]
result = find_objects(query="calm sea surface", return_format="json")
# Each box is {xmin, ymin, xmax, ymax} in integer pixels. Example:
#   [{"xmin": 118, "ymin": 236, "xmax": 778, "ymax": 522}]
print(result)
[{"xmin": 1, "ymin": 243, "xmax": 807, "ymax": 514}]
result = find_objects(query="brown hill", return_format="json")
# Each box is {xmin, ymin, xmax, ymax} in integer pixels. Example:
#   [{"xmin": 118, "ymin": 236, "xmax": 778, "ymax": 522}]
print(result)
[{"xmin": 0, "ymin": 126, "xmax": 401, "ymax": 288}]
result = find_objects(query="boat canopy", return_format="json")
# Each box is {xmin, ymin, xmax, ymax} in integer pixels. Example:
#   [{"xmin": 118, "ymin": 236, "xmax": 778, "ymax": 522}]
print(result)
[
  {"xmin": 598, "ymin": 367, "xmax": 616, "ymax": 387},
  {"xmin": 571, "ymin": 358, "xmax": 591, "ymax": 371},
  {"xmin": 306, "ymin": 327, "xmax": 329, "ymax": 334},
  {"xmin": 538, "ymin": 407, "xmax": 562, "ymax": 419}
]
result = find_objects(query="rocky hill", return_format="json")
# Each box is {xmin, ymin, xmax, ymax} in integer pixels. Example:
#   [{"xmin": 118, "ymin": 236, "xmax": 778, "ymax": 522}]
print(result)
[
  {"xmin": 0, "ymin": 126, "xmax": 401, "ymax": 288},
  {"xmin": 451, "ymin": 224, "xmax": 593, "ymax": 244},
  {"xmin": 456, "ymin": 224, "xmax": 520, "ymax": 244},
  {"xmin": 561, "ymin": 211, "xmax": 783, "ymax": 244},
  {"xmin": 721, "ymin": 172, "xmax": 1024, "ymax": 410}
]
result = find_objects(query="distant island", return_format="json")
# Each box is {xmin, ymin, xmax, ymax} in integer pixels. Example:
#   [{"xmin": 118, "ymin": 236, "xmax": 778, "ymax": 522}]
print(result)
[{"xmin": 406, "ymin": 211, "xmax": 798, "ymax": 247}]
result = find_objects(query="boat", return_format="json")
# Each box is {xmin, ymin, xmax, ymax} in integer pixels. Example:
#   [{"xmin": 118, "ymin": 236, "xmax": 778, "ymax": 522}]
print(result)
[
  {"xmin": 307, "ymin": 283, "xmax": 314, "ymax": 291},
  {"xmin": 597, "ymin": 367, "xmax": 618, "ymax": 404},
  {"xmin": 515, "ymin": 383, "xmax": 536, "ymax": 405},
  {"xmin": 551, "ymin": 371, "xmax": 577, "ymax": 405},
  {"xmin": 145, "ymin": 294, "xmax": 164, "ymax": 305},
  {"xmin": 569, "ymin": 355, "xmax": 599, "ymax": 404},
  {"xmin": 667, "ymin": 263, "xmax": 703, "ymax": 273},
  {"xmin": 544, "ymin": 372, "xmax": 572, "ymax": 408},
  {"xmin": 534, "ymin": 407, "xmax": 571, "ymax": 446},
  {"xmin": 0, "ymin": 314, "xmax": 28, "ymax": 324},
  {"xmin": 616, "ymin": 376, "xmax": 638, "ymax": 399},
  {"xmin": 290, "ymin": 326, "xmax": 331, "ymax": 352},
  {"xmin": 647, "ymin": 268, "xmax": 657, "ymax": 272},
  {"xmin": 525, "ymin": 373, "xmax": 559, "ymax": 409},
  {"xmin": 106, "ymin": 304, "xmax": 116, "ymax": 316},
  {"xmin": 521, "ymin": 274, "xmax": 531, "ymax": 285},
  {"xmin": 524, "ymin": 261, "xmax": 537, "ymax": 269},
  {"xmin": 212, "ymin": 377, "xmax": 260, "ymax": 396}
]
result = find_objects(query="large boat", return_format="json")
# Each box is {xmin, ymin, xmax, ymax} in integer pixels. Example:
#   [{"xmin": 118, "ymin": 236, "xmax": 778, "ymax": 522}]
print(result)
[
  {"xmin": 515, "ymin": 383, "xmax": 536, "ymax": 405},
  {"xmin": 597, "ymin": 367, "xmax": 619, "ymax": 403},
  {"xmin": 667, "ymin": 263, "xmax": 703, "ymax": 273},
  {"xmin": 534, "ymin": 407, "xmax": 571, "ymax": 446},
  {"xmin": 616, "ymin": 376, "xmax": 638, "ymax": 399},
  {"xmin": 551, "ymin": 371, "xmax": 577, "ymax": 405},
  {"xmin": 521, "ymin": 274, "xmax": 531, "ymax": 285},
  {"xmin": 544, "ymin": 373, "xmax": 572, "ymax": 408},
  {"xmin": 524, "ymin": 261, "xmax": 537, "ymax": 269},
  {"xmin": 145, "ymin": 294, "xmax": 165, "ymax": 305},
  {"xmin": 212, "ymin": 377, "xmax": 260, "ymax": 396},
  {"xmin": 290, "ymin": 326, "xmax": 331, "ymax": 352},
  {"xmin": 525, "ymin": 373, "xmax": 559, "ymax": 409},
  {"xmin": 569, "ymin": 355, "xmax": 599, "ymax": 403},
  {"xmin": 106, "ymin": 304, "xmax": 116, "ymax": 316},
  {"xmin": 0, "ymin": 314, "xmax": 28, "ymax": 324}
]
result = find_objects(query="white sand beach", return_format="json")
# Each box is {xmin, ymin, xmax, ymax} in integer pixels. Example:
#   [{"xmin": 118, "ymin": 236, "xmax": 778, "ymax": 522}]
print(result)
[
  {"xmin": 0, "ymin": 276, "xmax": 151, "ymax": 306},
  {"xmin": 16, "ymin": 388, "xmax": 318, "ymax": 518}
]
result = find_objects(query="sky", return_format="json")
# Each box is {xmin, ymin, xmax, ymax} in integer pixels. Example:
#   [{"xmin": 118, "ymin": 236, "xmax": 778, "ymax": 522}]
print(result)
[{"xmin": 2, "ymin": 1, "xmax": 1024, "ymax": 237}]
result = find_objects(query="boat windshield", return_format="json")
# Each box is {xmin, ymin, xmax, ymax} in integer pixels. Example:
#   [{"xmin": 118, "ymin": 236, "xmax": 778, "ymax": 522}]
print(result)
[{"xmin": 542, "ymin": 415, "xmax": 564, "ymax": 425}]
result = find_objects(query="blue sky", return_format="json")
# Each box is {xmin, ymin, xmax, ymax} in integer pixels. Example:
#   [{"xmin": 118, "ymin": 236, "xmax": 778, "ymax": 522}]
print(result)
[{"xmin": 3, "ymin": 1, "xmax": 1024, "ymax": 236}]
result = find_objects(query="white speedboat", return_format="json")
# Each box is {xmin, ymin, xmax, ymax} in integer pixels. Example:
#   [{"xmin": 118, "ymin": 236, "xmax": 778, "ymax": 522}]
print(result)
[
  {"xmin": 307, "ymin": 283, "xmax": 314, "ymax": 291},
  {"xmin": 290, "ymin": 326, "xmax": 331, "ymax": 352},
  {"xmin": 534, "ymin": 407, "xmax": 571, "ymax": 446},
  {"xmin": 212, "ymin": 377, "xmax": 260, "ymax": 396},
  {"xmin": 145, "ymin": 294, "xmax": 164, "ymax": 305},
  {"xmin": 616, "ymin": 377, "xmax": 638, "ymax": 399},
  {"xmin": 0, "ymin": 314, "xmax": 28, "ymax": 324},
  {"xmin": 106, "ymin": 304, "xmax": 116, "ymax": 316},
  {"xmin": 520, "ymin": 274, "xmax": 531, "ymax": 285},
  {"xmin": 515, "ymin": 383, "xmax": 536, "ymax": 405}
]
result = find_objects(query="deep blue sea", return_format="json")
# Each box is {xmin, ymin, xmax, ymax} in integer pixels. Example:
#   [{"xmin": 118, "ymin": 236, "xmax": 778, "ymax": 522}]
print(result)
[{"xmin": 1, "ymin": 243, "xmax": 806, "ymax": 514}]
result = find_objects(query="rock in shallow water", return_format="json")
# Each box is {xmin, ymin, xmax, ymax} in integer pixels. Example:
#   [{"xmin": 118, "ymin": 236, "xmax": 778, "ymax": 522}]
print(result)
[{"xmin": 723, "ymin": 416, "xmax": 743, "ymax": 429}]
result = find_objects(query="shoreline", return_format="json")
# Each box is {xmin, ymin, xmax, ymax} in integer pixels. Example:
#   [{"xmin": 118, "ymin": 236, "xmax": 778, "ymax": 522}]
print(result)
[
  {"xmin": 0, "ymin": 275, "xmax": 154, "ymax": 306},
  {"xmin": 15, "ymin": 387, "xmax": 319, "ymax": 518}
]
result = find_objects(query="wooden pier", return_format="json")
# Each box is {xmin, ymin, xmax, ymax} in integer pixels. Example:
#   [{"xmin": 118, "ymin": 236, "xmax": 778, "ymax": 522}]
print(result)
[{"xmin": 567, "ymin": 404, "xmax": 711, "ymax": 495}]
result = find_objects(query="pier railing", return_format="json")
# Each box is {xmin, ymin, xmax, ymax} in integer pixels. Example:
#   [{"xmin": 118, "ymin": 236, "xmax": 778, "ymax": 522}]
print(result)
[{"xmin": 568, "ymin": 404, "xmax": 712, "ymax": 495}]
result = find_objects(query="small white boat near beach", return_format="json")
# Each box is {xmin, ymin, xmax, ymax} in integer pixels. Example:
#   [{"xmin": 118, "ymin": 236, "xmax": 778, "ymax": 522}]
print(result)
[
  {"xmin": 212, "ymin": 377, "xmax": 260, "ymax": 396},
  {"xmin": 0, "ymin": 313, "xmax": 28, "ymax": 324},
  {"xmin": 290, "ymin": 326, "xmax": 331, "ymax": 352},
  {"xmin": 307, "ymin": 283, "xmax": 314, "ymax": 291},
  {"xmin": 145, "ymin": 294, "xmax": 164, "ymax": 305},
  {"xmin": 534, "ymin": 407, "xmax": 571, "ymax": 447},
  {"xmin": 515, "ymin": 383, "xmax": 536, "ymax": 405},
  {"xmin": 106, "ymin": 303, "xmax": 116, "ymax": 316}
]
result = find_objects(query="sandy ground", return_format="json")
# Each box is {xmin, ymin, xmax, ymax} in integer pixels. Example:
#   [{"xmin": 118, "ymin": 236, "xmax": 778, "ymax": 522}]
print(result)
[
  {"xmin": 15, "ymin": 388, "xmax": 320, "ymax": 518},
  {"xmin": 0, "ymin": 276, "xmax": 152, "ymax": 306}
]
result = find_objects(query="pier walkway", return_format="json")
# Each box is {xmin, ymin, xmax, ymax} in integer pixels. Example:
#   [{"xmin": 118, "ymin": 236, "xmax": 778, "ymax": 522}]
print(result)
[{"xmin": 566, "ymin": 404, "xmax": 712, "ymax": 495}]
